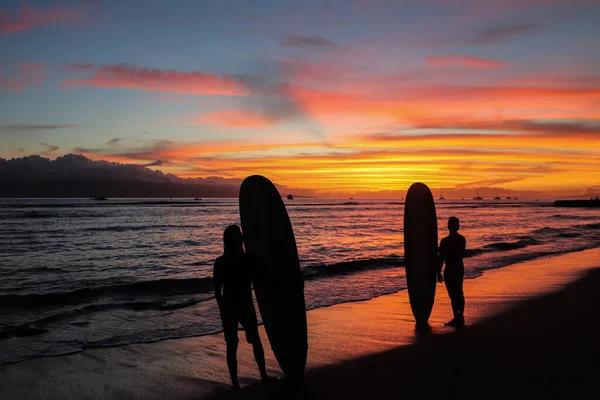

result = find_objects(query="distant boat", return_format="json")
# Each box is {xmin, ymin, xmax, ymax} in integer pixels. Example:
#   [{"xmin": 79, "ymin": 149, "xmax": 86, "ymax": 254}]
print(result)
[
  {"xmin": 493, "ymin": 189, "xmax": 501, "ymax": 200},
  {"xmin": 473, "ymin": 188, "xmax": 483, "ymax": 200},
  {"xmin": 513, "ymin": 196, "xmax": 519, "ymax": 200},
  {"xmin": 193, "ymin": 193, "xmax": 202, "ymax": 200},
  {"xmin": 91, "ymin": 196, "xmax": 108, "ymax": 201},
  {"xmin": 287, "ymin": 194, "xmax": 294, "ymax": 200},
  {"xmin": 438, "ymin": 188, "xmax": 445, "ymax": 200},
  {"xmin": 506, "ymin": 190, "xmax": 512, "ymax": 200}
]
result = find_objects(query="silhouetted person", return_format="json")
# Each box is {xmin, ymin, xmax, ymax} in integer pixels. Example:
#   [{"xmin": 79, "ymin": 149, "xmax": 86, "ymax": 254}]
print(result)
[
  {"xmin": 213, "ymin": 225, "xmax": 275, "ymax": 390},
  {"xmin": 437, "ymin": 216, "xmax": 466, "ymax": 327}
]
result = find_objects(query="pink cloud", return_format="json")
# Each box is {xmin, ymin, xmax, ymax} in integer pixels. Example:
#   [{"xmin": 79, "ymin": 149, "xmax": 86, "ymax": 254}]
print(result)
[
  {"xmin": 62, "ymin": 64, "xmax": 249, "ymax": 96},
  {"xmin": 191, "ymin": 110, "xmax": 272, "ymax": 128},
  {"xmin": 0, "ymin": 3, "xmax": 81, "ymax": 33},
  {"xmin": 426, "ymin": 55, "xmax": 506, "ymax": 69}
]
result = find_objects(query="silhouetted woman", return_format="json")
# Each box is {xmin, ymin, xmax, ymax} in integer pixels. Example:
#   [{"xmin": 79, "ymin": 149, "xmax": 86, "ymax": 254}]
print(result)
[{"xmin": 213, "ymin": 225, "xmax": 274, "ymax": 390}]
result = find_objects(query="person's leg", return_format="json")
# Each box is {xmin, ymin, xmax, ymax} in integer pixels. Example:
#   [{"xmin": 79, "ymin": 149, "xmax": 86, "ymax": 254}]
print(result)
[
  {"xmin": 456, "ymin": 276, "xmax": 465, "ymax": 323},
  {"xmin": 223, "ymin": 318, "xmax": 240, "ymax": 389},
  {"xmin": 444, "ymin": 274, "xmax": 463, "ymax": 326},
  {"xmin": 242, "ymin": 322, "xmax": 268, "ymax": 377},
  {"xmin": 241, "ymin": 311, "xmax": 275, "ymax": 384},
  {"xmin": 226, "ymin": 342, "xmax": 240, "ymax": 390},
  {"xmin": 444, "ymin": 275, "xmax": 458, "ymax": 320},
  {"xmin": 251, "ymin": 336, "xmax": 268, "ymax": 377}
]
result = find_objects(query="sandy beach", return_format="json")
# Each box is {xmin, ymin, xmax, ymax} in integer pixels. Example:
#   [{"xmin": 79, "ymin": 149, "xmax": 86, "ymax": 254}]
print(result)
[{"xmin": 2, "ymin": 247, "xmax": 600, "ymax": 400}]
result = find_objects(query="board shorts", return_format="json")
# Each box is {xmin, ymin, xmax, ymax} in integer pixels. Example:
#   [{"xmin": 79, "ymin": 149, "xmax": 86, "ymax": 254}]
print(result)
[{"xmin": 221, "ymin": 303, "xmax": 260, "ymax": 344}]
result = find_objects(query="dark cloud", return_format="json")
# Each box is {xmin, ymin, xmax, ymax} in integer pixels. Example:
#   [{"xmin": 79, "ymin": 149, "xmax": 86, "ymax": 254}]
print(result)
[
  {"xmin": 142, "ymin": 160, "xmax": 168, "ymax": 167},
  {"xmin": 0, "ymin": 154, "xmax": 320, "ymax": 198},
  {"xmin": 2, "ymin": 124, "xmax": 80, "ymax": 131},
  {"xmin": 72, "ymin": 146, "xmax": 103, "ymax": 154},
  {"xmin": 280, "ymin": 35, "xmax": 336, "ymax": 49},
  {"xmin": 470, "ymin": 21, "xmax": 542, "ymax": 44},
  {"xmin": 233, "ymin": 67, "xmax": 323, "ymax": 141},
  {"xmin": 73, "ymin": 139, "xmax": 176, "ymax": 161},
  {"xmin": 113, "ymin": 139, "xmax": 176, "ymax": 160},
  {"xmin": 40, "ymin": 142, "xmax": 60, "ymax": 153}
]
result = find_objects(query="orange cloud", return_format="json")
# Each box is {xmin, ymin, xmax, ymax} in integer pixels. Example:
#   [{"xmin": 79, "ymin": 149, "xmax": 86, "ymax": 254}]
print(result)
[
  {"xmin": 0, "ymin": 3, "xmax": 80, "ymax": 33},
  {"xmin": 62, "ymin": 64, "xmax": 248, "ymax": 96},
  {"xmin": 192, "ymin": 110, "xmax": 272, "ymax": 128},
  {"xmin": 426, "ymin": 55, "xmax": 506, "ymax": 69},
  {"xmin": 168, "ymin": 147, "xmax": 600, "ymax": 193},
  {"xmin": 70, "ymin": 124, "xmax": 600, "ymax": 195}
]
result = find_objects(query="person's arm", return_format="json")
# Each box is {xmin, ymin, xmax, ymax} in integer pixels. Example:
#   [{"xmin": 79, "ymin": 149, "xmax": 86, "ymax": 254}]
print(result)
[
  {"xmin": 213, "ymin": 260, "xmax": 224, "ymax": 311},
  {"xmin": 437, "ymin": 239, "xmax": 446, "ymax": 282}
]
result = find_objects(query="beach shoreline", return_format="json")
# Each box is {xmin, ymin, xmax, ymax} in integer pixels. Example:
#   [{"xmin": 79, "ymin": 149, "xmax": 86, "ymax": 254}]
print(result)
[{"xmin": 2, "ymin": 248, "xmax": 600, "ymax": 399}]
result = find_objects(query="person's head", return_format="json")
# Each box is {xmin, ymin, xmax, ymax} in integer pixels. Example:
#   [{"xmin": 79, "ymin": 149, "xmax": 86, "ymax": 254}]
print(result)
[
  {"xmin": 448, "ymin": 216, "xmax": 460, "ymax": 232},
  {"xmin": 223, "ymin": 224, "xmax": 243, "ymax": 254}
]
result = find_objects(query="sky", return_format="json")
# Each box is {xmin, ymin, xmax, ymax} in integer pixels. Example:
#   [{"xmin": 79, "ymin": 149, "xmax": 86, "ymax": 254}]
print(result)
[{"xmin": 1, "ymin": 0, "xmax": 599, "ymax": 197}]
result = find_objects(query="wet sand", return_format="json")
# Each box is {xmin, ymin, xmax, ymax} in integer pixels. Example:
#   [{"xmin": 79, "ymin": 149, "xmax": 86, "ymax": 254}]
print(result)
[{"xmin": 2, "ymin": 248, "xmax": 600, "ymax": 399}]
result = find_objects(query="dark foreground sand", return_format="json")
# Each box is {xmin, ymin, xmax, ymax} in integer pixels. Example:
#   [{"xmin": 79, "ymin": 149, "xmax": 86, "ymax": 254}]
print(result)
[{"xmin": 2, "ymin": 248, "xmax": 600, "ymax": 399}]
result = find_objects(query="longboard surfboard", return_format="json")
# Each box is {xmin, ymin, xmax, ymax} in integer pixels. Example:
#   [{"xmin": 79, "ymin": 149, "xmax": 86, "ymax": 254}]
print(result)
[
  {"xmin": 239, "ymin": 175, "xmax": 308, "ymax": 378},
  {"xmin": 403, "ymin": 182, "xmax": 438, "ymax": 324}
]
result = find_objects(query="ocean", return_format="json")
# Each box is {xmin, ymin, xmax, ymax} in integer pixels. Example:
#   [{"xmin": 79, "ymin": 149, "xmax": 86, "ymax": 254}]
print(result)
[{"xmin": 1, "ymin": 198, "xmax": 599, "ymax": 365}]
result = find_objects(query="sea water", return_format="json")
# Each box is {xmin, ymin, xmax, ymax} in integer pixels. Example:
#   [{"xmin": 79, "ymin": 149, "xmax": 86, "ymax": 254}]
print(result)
[{"xmin": 1, "ymin": 198, "xmax": 599, "ymax": 364}]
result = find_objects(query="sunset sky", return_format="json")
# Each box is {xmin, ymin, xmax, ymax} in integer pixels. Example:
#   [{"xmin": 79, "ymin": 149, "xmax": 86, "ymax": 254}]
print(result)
[{"xmin": 1, "ymin": 0, "xmax": 599, "ymax": 197}]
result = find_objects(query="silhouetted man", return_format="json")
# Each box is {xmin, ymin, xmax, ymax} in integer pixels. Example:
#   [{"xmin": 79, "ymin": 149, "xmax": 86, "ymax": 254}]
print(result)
[
  {"xmin": 213, "ymin": 225, "xmax": 274, "ymax": 390},
  {"xmin": 437, "ymin": 216, "xmax": 466, "ymax": 327}
]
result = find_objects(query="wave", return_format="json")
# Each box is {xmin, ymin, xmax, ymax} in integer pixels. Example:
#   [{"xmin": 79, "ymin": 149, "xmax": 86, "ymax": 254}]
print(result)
[
  {"xmin": 557, "ymin": 232, "xmax": 582, "ymax": 238},
  {"xmin": 0, "ymin": 326, "xmax": 48, "ymax": 340},
  {"xmin": 303, "ymin": 256, "xmax": 404, "ymax": 279},
  {"xmin": 2, "ymin": 218, "xmax": 597, "ymax": 314},
  {"xmin": 0, "ymin": 277, "xmax": 213, "ymax": 309},
  {"xmin": 532, "ymin": 227, "xmax": 562, "ymax": 235},
  {"xmin": 577, "ymin": 222, "xmax": 600, "ymax": 230},
  {"xmin": 84, "ymin": 224, "xmax": 202, "ymax": 232},
  {"xmin": 0, "ymin": 298, "xmax": 211, "ymax": 340},
  {"xmin": 0, "ymin": 200, "xmax": 235, "ymax": 209},
  {"xmin": 483, "ymin": 237, "xmax": 541, "ymax": 251}
]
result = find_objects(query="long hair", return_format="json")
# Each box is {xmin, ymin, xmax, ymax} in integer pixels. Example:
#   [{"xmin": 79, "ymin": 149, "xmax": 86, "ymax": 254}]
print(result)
[{"xmin": 223, "ymin": 224, "xmax": 244, "ymax": 254}]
